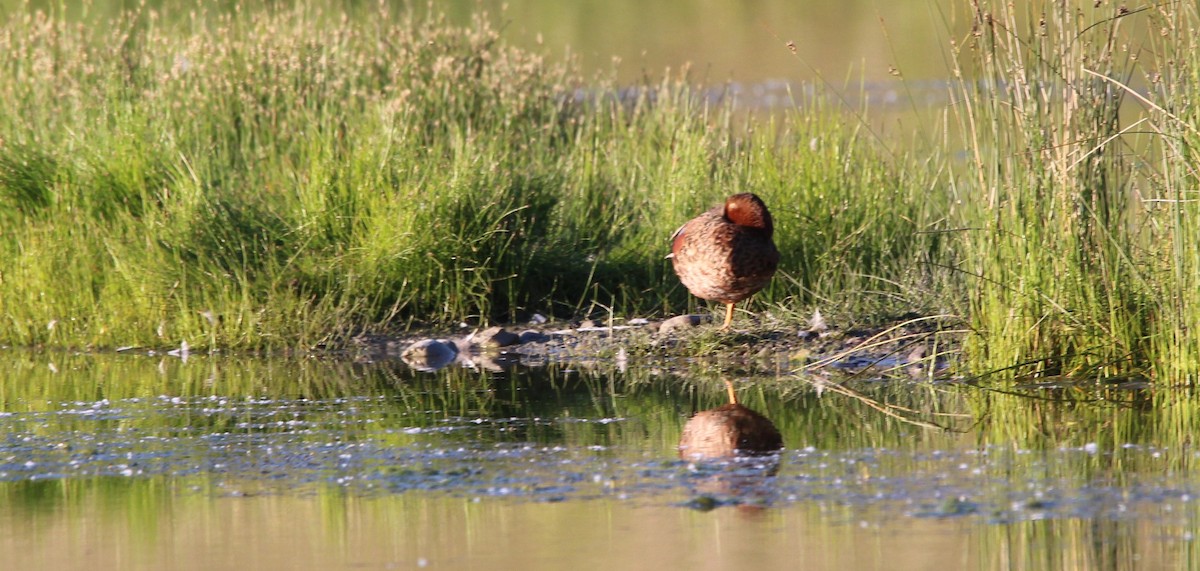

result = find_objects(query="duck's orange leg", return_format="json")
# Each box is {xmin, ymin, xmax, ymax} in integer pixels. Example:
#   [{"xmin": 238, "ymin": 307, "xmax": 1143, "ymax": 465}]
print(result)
[{"xmin": 721, "ymin": 302, "xmax": 735, "ymax": 330}]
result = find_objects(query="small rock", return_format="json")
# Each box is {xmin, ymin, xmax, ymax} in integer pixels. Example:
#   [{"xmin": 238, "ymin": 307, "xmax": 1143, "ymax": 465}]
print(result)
[
  {"xmin": 578, "ymin": 319, "xmax": 599, "ymax": 329},
  {"xmin": 459, "ymin": 352, "xmax": 517, "ymax": 372},
  {"xmin": 474, "ymin": 326, "xmax": 520, "ymax": 348},
  {"xmin": 452, "ymin": 337, "xmax": 475, "ymax": 355},
  {"xmin": 685, "ymin": 495, "xmax": 721, "ymax": 511},
  {"xmin": 518, "ymin": 330, "xmax": 550, "ymax": 344},
  {"xmin": 905, "ymin": 345, "xmax": 931, "ymax": 379},
  {"xmin": 529, "ymin": 313, "xmax": 548, "ymax": 324},
  {"xmin": 906, "ymin": 345, "xmax": 928, "ymax": 363},
  {"xmin": 401, "ymin": 339, "xmax": 459, "ymax": 372},
  {"xmin": 752, "ymin": 345, "xmax": 774, "ymax": 359},
  {"xmin": 658, "ymin": 314, "xmax": 706, "ymax": 334}
]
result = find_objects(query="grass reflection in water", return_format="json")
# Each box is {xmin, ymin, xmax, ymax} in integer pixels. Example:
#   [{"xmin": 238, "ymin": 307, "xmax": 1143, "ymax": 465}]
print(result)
[{"xmin": 0, "ymin": 350, "xmax": 1199, "ymax": 570}]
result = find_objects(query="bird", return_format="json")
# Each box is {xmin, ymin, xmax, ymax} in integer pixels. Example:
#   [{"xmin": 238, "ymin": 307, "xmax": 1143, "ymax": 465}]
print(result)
[
  {"xmin": 668, "ymin": 193, "xmax": 779, "ymax": 330},
  {"xmin": 678, "ymin": 379, "xmax": 783, "ymax": 460}
]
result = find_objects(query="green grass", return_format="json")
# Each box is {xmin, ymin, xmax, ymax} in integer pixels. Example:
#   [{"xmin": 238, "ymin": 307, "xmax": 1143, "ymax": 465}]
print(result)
[
  {"xmin": 0, "ymin": 2, "xmax": 943, "ymax": 351},
  {"xmin": 3, "ymin": 1, "xmax": 1200, "ymax": 384},
  {"xmin": 945, "ymin": 1, "xmax": 1200, "ymax": 383}
]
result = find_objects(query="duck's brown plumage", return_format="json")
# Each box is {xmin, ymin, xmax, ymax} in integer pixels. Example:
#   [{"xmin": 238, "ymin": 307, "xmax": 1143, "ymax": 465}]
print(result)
[
  {"xmin": 670, "ymin": 193, "xmax": 779, "ymax": 329},
  {"xmin": 678, "ymin": 380, "xmax": 783, "ymax": 460}
]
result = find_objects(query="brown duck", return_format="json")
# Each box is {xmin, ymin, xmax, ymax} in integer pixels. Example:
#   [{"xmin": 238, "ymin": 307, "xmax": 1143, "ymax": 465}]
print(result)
[
  {"xmin": 669, "ymin": 193, "xmax": 780, "ymax": 329},
  {"xmin": 678, "ymin": 380, "xmax": 783, "ymax": 460}
]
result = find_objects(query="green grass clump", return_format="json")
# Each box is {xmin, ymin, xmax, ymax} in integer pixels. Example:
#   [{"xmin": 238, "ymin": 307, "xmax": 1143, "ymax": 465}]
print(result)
[
  {"xmin": 948, "ymin": 1, "xmax": 1200, "ymax": 383},
  {"xmin": 0, "ymin": 2, "xmax": 944, "ymax": 351}
]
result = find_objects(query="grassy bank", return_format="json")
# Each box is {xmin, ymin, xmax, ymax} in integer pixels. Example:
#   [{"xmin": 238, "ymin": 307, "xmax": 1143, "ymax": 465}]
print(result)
[
  {"xmin": 1, "ymin": 1, "xmax": 1199, "ymax": 385},
  {"xmin": 0, "ymin": 2, "xmax": 943, "ymax": 350}
]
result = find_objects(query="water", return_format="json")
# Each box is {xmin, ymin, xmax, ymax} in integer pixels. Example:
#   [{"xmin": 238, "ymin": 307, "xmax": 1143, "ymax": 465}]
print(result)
[
  {"xmin": 434, "ymin": 0, "xmax": 964, "ymax": 84},
  {"xmin": 1, "ymin": 348, "xmax": 1198, "ymax": 570}
]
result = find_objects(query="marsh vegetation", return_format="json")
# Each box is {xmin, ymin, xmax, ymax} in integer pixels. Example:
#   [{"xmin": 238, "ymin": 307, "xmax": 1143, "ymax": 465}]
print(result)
[{"xmin": 0, "ymin": 0, "xmax": 1197, "ymax": 386}]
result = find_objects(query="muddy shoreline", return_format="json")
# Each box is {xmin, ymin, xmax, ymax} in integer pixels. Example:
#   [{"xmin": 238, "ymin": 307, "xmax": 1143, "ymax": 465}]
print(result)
[{"xmin": 346, "ymin": 313, "xmax": 962, "ymax": 379}]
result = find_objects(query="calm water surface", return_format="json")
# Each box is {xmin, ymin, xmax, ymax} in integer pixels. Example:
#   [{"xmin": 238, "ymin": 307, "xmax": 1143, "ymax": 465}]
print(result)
[
  {"xmin": 1, "ymin": 348, "xmax": 1198, "ymax": 570},
  {"xmin": 14, "ymin": 0, "xmax": 961, "ymax": 84},
  {"xmin": 437, "ymin": 0, "xmax": 964, "ymax": 84}
]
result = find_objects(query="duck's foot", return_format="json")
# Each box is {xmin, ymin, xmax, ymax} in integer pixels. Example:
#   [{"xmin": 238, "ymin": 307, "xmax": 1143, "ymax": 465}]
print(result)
[{"xmin": 720, "ymin": 303, "xmax": 735, "ymax": 330}]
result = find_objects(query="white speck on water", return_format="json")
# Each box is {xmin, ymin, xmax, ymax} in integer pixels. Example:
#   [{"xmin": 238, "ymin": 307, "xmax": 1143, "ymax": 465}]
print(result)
[{"xmin": 1083, "ymin": 442, "xmax": 1099, "ymax": 454}]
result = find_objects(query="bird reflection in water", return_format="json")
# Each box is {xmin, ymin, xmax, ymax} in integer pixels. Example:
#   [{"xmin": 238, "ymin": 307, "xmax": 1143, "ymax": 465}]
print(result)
[{"xmin": 678, "ymin": 379, "xmax": 783, "ymax": 512}]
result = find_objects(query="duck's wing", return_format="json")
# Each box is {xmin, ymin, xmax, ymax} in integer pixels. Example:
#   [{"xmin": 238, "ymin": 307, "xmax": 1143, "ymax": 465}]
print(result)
[{"xmin": 665, "ymin": 222, "xmax": 687, "ymax": 259}]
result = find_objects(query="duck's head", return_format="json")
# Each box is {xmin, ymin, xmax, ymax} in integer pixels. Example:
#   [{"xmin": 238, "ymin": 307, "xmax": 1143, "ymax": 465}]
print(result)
[{"xmin": 724, "ymin": 193, "xmax": 773, "ymax": 236}]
